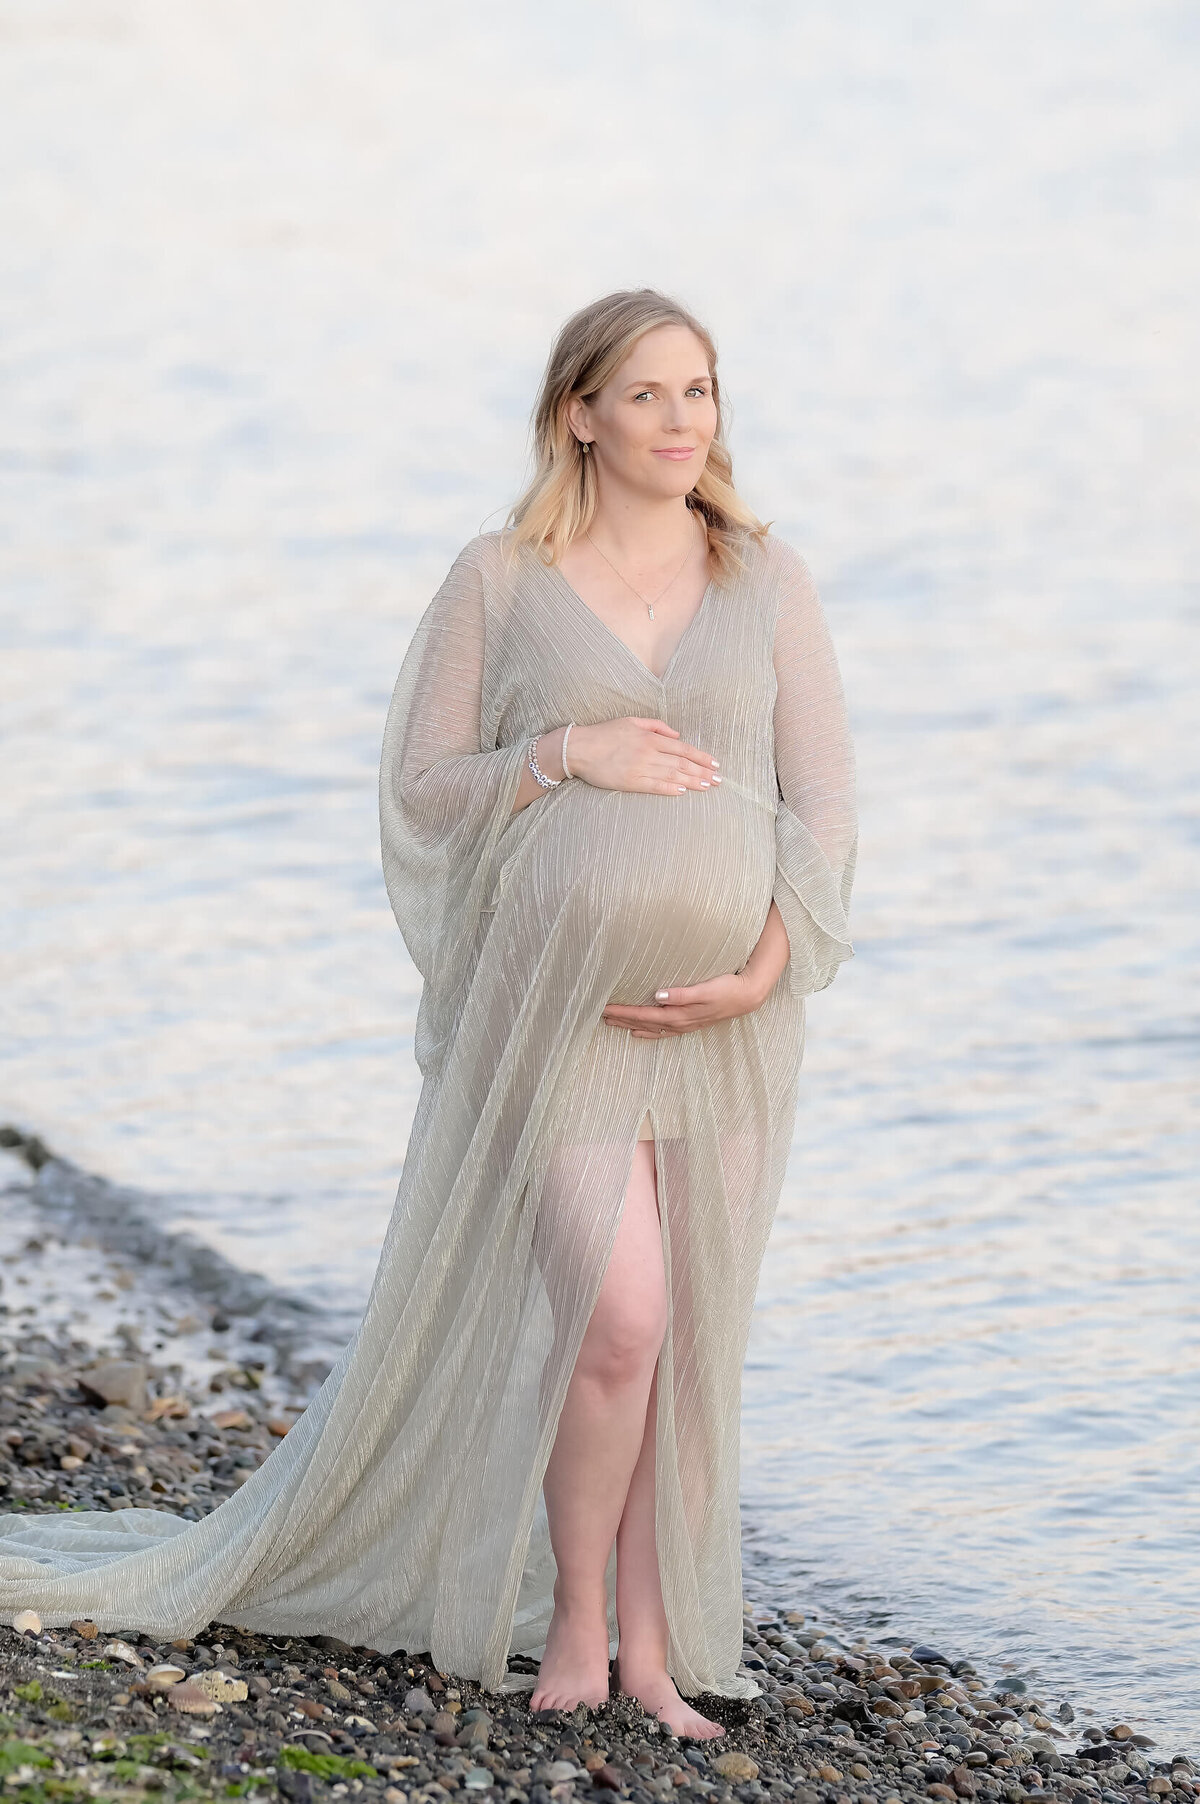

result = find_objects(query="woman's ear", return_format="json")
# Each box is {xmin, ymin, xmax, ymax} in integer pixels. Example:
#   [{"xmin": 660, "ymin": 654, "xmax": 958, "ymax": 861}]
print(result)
[{"xmin": 565, "ymin": 394, "xmax": 590, "ymax": 443}]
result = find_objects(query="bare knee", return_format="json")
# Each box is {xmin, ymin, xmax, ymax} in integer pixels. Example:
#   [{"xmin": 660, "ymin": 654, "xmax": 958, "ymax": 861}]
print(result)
[{"xmin": 576, "ymin": 1289, "xmax": 668, "ymax": 1392}]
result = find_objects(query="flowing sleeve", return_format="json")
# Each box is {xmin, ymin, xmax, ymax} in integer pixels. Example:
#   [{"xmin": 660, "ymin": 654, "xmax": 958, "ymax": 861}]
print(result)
[
  {"xmin": 768, "ymin": 538, "xmax": 858, "ymax": 1001},
  {"xmin": 379, "ymin": 538, "xmax": 531, "ymax": 1072}
]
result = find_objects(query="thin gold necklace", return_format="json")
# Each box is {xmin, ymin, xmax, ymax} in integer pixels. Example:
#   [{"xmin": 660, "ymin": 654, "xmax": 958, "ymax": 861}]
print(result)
[{"xmin": 584, "ymin": 516, "xmax": 700, "ymax": 621}]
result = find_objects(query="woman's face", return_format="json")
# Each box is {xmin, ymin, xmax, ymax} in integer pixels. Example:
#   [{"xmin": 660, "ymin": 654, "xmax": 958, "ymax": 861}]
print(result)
[{"xmin": 570, "ymin": 324, "xmax": 718, "ymax": 502}]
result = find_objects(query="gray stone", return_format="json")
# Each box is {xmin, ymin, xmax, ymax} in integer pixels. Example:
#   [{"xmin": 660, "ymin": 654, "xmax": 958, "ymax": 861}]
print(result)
[
  {"xmin": 4, "ymin": 1355, "xmax": 60, "ymax": 1380},
  {"xmin": 76, "ymin": 1360, "xmax": 149, "ymax": 1413}
]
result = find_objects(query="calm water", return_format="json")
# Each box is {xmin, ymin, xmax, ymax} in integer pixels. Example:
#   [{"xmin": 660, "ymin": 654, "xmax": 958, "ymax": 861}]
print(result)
[{"xmin": 2, "ymin": 0, "xmax": 1198, "ymax": 1750}]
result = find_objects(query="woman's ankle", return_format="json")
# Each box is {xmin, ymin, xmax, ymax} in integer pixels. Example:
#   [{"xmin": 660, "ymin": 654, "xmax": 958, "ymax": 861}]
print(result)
[
  {"xmin": 613, "ymin": 1635, "xmax": 670, "ymax": 1680},
  {"xmin": 549, "ymin": 1578, "xmax": 609, "ymax": 1623}
]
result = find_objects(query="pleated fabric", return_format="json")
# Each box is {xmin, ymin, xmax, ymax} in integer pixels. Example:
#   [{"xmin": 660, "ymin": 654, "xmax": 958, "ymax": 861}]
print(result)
[{"xmin": 0, "ymin": 527, "xmax": 856, "ymax": 1699}]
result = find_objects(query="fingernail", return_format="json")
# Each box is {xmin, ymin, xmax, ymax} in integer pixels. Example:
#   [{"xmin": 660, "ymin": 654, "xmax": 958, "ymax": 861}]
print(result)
[
  {"xmin": 712, "ymin": 774, "xmax": 722, "ymax": 783},
  {"xmin": 655, "ymin": 989, "xmax": 669, "ymax": 1001},
  {"xmin": 711, "ymin": 760, "xmax": 720, "ymax": 768},
  {"xmin": 676, "ymin": 785, "xmax": 686, "ymax": 792},
  {"xmin": 700, "ymin": 780, "xmax": 710, "ymax": 787}
]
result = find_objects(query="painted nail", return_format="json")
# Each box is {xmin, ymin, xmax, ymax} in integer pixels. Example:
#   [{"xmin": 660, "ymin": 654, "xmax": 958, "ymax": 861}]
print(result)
[
  {"xmin": 711, "ymin": 774, "xmax": 722, "ymax": 783},
  {"xmin": 655, "ymin": 990, "xmax": 669, "ymax": 1001},
  {"xmin": 711, "ymin": 760, "xmax": 720, "ymax": 768},
  {"xmin": 700, "ymin": 780, "xmax": 710, "ymax": 787}
]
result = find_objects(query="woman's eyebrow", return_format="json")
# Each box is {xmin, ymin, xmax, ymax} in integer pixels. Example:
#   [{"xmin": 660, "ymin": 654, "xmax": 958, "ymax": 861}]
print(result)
[{"xmin": 622, "ymin": 374, "xmax": 712, "ymax": 389}]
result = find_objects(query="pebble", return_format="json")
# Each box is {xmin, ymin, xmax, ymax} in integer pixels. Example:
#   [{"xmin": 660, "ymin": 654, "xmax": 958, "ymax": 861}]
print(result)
[
  {"xmin": 711, "ymin": 1752, "xmax": 760, "ymax": 1780},
  {"xmin": 544, "ymin": 1759, "xmax": 581, "ymax": 1781}
]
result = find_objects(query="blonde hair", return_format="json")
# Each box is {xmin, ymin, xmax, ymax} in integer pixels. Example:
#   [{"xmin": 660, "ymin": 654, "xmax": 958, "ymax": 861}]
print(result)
[{"xmin": 504, "ymin": 288, "xmax": 769, "ymax": 583}]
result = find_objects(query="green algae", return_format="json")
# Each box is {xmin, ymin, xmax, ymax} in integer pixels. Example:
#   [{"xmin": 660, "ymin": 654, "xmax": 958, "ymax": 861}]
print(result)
[{"xmin": 277, "ymin": 1742, "xmax": 377, "ymax": 1779}]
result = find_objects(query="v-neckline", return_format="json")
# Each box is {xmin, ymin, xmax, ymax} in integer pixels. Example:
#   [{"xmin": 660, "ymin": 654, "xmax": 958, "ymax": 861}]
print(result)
[{"xmin": 542, "ymin": 558, "xmax": 718, "ymax": 687}]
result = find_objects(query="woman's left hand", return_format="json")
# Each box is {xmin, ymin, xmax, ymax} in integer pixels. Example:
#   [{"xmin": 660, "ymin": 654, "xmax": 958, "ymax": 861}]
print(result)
[{"xmin": 602, "ymin": 972, "xmax": 765, "ymax": 1038}]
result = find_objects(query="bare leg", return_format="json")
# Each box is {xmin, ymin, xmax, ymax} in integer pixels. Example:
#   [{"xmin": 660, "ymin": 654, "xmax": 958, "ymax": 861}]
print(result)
[
  {"xmin": 612, "ymin": 1367, "xmax": 726, "ymax": 1737},
  {"xmin": 530, "ymin": 1140, "xmax": 669, "ymax": 1713}
]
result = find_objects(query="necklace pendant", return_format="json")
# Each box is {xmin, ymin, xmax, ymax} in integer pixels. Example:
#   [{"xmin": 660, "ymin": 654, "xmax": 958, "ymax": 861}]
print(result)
[{"xmin": 647, "ymin": 604, "xmax": 655, "ymax": 620}]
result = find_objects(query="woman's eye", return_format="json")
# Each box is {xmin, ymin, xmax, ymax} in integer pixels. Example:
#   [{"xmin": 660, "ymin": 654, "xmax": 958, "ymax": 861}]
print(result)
[{"xmin": 632, "ymin": 387, "xmax": 709, "ymax": 401}]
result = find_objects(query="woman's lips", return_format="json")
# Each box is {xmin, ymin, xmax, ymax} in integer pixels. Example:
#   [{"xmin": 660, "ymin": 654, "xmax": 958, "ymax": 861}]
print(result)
[{"xmin": 652, "ymin": 447, "xmax": 696, "ymax": 460}]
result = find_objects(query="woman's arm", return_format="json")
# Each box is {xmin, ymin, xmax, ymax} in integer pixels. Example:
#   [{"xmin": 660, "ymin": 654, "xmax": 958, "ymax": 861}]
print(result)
[
  {"xmin": 380, "ymin": 545, "xmax": 531, "ymax": 983},
  {"xmin": 737, "ymin": 897, "xmax": 792, "ymax": 1004},
  {"xmin": 768, "ymin": 541, "xmax": 857, "ymax": 999},
  {"xmin": 600, "ymin": 897, "xmax": 791, "ymax": 1039},
  {"xmin": 514, "ymin": 719, "xmax": 722, "ymax": 814}
]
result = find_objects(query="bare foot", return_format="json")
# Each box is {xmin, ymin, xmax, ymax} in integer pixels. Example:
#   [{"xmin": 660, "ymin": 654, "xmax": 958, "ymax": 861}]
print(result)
[
  {"xmin": 530, "ymin": 1596, "xmax": 612, "ymax": 1713},
  {"xmin": 613, "ymin": 1653, "xmax": 726, "ymax": 1739}
]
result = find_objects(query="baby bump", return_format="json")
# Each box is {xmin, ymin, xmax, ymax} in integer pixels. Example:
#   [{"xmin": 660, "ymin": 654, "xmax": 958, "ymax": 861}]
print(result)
[{"xmin": 507, "ymin": 783, "xmax": 776, "ymax": 1004}]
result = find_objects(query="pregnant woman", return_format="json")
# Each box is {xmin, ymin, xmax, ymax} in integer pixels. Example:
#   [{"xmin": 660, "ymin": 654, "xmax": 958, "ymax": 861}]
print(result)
[{"xmin": 0, "ymin": 288, "xmax": 856, "ymax": 1741}]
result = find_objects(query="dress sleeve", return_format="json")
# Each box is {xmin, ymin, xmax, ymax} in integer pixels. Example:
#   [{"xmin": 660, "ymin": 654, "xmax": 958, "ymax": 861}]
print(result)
[
  {"xmin": 379, "ymin": 540, "xmax": 531, "ymax": 1069},
  {"xmin": 769, "ymin": 539, "xmax": 858, "ymax": 1001}
]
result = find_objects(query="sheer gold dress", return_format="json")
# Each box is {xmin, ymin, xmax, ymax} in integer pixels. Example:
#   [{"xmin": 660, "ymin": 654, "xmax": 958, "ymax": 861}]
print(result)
[{"xmin": 0, "ymin": 527, "xmax": 856, "ymax": 1699}]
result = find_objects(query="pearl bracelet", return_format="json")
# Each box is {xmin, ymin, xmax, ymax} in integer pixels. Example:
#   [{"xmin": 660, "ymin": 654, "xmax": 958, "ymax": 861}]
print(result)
[
  {"xmin": 528, "ymin": 735, "xmax": 559, "ymax": 789},
  {"xmin": 528, "ymin": 726, "xmax": 577, "ymax": 790}
]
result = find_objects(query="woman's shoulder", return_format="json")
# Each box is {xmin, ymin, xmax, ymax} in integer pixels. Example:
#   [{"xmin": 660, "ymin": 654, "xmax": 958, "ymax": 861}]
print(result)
[
  {"xmin": 441, "ymin": 527, "xmax": 538, "ymax": 597},
  {"xmin": 737, "ymin": 528, "xmax": 819, "ymax": 595},
  {"xmin": 431, "ymin": 531, "xmax": 544, "ymax": 647},
  {"xmin": 450, "ymin": 526, "xmax": 527, "ymax": 569}
]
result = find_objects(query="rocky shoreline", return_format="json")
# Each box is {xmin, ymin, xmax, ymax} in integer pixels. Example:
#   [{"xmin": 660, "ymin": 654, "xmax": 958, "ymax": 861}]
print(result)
[{"xmin": 2, "ymin": 1127, "xmax": 1197, "ymax": 1804}]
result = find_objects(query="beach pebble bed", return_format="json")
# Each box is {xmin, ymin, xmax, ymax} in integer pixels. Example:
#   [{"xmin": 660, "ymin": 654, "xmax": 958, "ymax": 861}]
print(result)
[
  {"xmin": 2, "ymin": 1329, "xmax": 1197, "ymax": 1804},
  {"xmin": 2, "ymin": 1134, "xmax": 1196, "ymax": 1801}
]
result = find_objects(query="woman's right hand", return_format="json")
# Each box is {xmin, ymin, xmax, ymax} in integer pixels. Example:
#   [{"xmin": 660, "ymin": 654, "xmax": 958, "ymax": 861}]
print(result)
[{"xmin": 567, "ymin": 717, "xmax": 721, "ymax": 795}]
